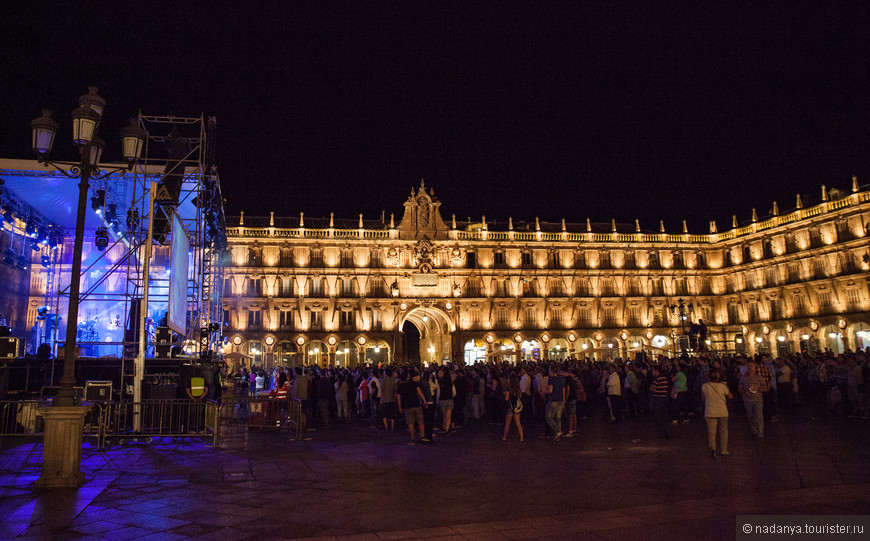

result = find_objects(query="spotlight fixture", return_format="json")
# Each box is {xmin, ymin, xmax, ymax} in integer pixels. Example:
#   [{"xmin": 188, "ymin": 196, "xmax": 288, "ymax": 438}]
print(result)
[
  {"xmin": 31, "ymin": 240, "xmax": 41, "ymax": 252},
  {"xmin": 90, "ymin": 189, "xmax": 106, "ymax": 213},
  {"xmin": 41, "ymin": 255, "xmax": 51, "ymax": 268},
  {"xmin": 2, "ymin": 248, "xmax": 15, "ymax": 265},
  {"xmin": 94, "ymin": 227, "xmax": 109, "ymax": 251},
  {"xmin": 16, "ymin": 254, "xmax": 28, "ymax": 270},
  {"xmin": 25, "ymin": 218, "xmax": 38, "ymax": 237},
  {"xmin": 2, "ymin": 210, "xmax": 13, "ymax": 224}
]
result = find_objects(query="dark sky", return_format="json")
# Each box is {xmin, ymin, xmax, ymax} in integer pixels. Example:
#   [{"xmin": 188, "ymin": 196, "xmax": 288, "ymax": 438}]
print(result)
[{"xmin": 4, "ymin": 4, "xmax": 870, "ymax": 233}]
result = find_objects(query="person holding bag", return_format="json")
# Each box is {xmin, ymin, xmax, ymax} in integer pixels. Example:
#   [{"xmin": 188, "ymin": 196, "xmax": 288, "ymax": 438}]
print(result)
[
  {"xmin": 701, "ymin": 368, "xmax": 732, "ymax": 458},
  {"xmin": 501, "ymin": 373, "xmax": 524, "ymax": 443}
]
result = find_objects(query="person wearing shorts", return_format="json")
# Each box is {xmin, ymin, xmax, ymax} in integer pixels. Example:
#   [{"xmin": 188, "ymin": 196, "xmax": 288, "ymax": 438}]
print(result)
[{"xmin": 397, "ymin": 369, "xmax": 426, "ymax": 445}]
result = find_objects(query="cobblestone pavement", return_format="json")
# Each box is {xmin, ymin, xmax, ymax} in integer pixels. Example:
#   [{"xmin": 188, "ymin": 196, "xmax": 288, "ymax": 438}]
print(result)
[{"xmin": 1, "ymin": 406, "xmax": 869, "ymax": 540}]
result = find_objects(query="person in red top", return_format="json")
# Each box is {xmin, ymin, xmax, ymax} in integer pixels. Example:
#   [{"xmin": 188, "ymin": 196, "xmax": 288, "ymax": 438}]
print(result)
[{"xmin": 358, "ymin": 373, "xmax": 370, "ymax": 419}]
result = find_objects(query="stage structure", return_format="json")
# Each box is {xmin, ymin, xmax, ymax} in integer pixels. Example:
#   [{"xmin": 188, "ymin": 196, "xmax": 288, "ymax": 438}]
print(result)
[{"xmin": 0, "ymin": 113, "xmax": 227, "ymax": 398}]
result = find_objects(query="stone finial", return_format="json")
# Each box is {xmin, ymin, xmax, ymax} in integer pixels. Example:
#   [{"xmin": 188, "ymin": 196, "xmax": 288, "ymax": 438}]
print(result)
[
  {"xmin": 772, "ymin": 201, "xmax": 779, "ymax": 216},
  {"xmin": 659, "ymin": 220, "xmax": 665, "ymax": 233},
  {"xmin": 611, "ymin": 219, "xmax": 617, "ymax": 232},
  {"xmin": 270, "ymin": 211, "xmax": 274, "ymax": 226},
  {"xmin": 751, "ymin": 208, "xmax": 758, "ymax": 222},
  {"xmin": 359, "ymin": 214, "xmax": 363, "ymax": 229},
  {"xmin": 390, "ymin": 213, "xmax": 395, "ymax": 228},
  {"xmin": 299, "ymin": 212, "xmax": 304, "ymax": 228},
  {"xmin": 796, "ymin": 194, "xmax": 803, "ymax": 209},
  {"xmin": 709, "ymin": 221, "xmax": 718, "ymax": 233},
  {"xmin": 509, "ymin": 217, "xmax": 514, "ymax": 230},
  {"xmin": 562, "ymin": 218, "xmax": 566, "ymax": 231},
  {"xmin": 853, "ymin": 175, "xmax": 859, "ymax": 193},
  {"xmin": 732, "ymin": 215, "xmax": 738, "ymax": 228},
  {"xmin": 240, "ymin": 211, "xmax": 244, "ymax": 226},
  {"xmin": 410, "ymin": 187, "xmax": 415, "ymax": 197},
  {"xmin": 451, "ymin": 214, "xmax": 456, "ymax": 229},
  {"xmin": 635, "ymin": 219, "xmax": 640, "ymax": 232},
  {"xmin": 482, "ymin": 216, "xmax": 487, "ymax": 230},
  {"xmin": 535, "ymin": 217, "xmax": 541, "ymax": 231},
  {"xmin": 329, "ymin": 212, "xmax": 334, "ymax": 228},
  {"xmin": 586, "ymin": 218, "xmax": 591, "ymax": 232},
  {"xmin": 821, "ymin": 185, "xmax": 828, "ymax": 201},
  {"xmin": 682, "ymin": 220, "xmax": 688, "ymax": 234}
]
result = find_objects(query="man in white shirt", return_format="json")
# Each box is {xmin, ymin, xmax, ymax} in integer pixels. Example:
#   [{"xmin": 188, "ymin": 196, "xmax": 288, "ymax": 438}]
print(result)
[{"xmin": 519, "ymin": 367, "xmax": 532, "ymax": 420}]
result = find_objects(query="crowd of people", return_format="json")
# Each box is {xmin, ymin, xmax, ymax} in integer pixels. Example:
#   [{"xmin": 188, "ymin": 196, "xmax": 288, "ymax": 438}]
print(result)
[{"xmin": 224, "ymin": 347, "xmax": 869, "ymax": 452}]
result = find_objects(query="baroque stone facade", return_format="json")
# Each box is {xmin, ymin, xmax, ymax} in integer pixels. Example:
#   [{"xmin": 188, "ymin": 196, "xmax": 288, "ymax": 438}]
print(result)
[{"xmin": 225, "ymin": 180, "xmax": 870, "ymax": 368}]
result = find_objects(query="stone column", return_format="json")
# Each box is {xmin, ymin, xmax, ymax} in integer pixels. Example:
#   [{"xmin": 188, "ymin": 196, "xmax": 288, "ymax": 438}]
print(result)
[{"xmin": 35, "ymin": 405, "xmax": 92, "ymax": 488}]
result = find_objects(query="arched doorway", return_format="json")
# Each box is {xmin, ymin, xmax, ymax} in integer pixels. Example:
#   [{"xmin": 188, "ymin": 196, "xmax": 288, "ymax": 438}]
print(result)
[
  {"xmin": 520, "ymin": 340, "xmax": 542, "ymax": 362},
  {"xmin": 821, "ymin": 325, "xmax": 845, "ymax": 354},
  {"xmin": 401, "ymin": 321, "xmax": 421, "ymax": 364},
  {"xmin": 275, "ymin": 340, "xmax": 300, "ymax": 368},
  {"xmin": 848, "ymin": 322, "xmax": 870, "ymax": 350},
  {"xmin": 335, "ymin": 340, "xmax": 358, "ymax": 368},
  {"xmin": 364, "ymin": 340, "xmax": 390, "ymax": 366},
  {"xmin": 796, "ymin": 328, "xmax": 818, "ymax": 354},
  {"xmin": 549, "ymin": 338, "xmax": 569, "ymax": 360},
  {"xmin": 464, "ymin": 339, "xmax": 487, "ymax": 365},
  {"xmin": 399, "ymin": 306, "xmax": 455, "ymax": 365},
  {"xmin": 307, "ymin": 340, "xmax": 327, "ymax": 367}
]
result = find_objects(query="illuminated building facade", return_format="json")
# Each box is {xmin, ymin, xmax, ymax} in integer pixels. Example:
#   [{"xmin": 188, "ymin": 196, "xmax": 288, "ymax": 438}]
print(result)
[{"xmin": 225, "ymin": 180, "xmax": 870, "ymax": 368}]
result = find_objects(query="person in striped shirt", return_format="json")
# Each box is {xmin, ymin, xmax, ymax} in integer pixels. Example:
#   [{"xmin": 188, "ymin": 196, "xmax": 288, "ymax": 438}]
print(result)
[{"xmin": 648, "ymin": 365, "xmax": 670, "ymax": 439}]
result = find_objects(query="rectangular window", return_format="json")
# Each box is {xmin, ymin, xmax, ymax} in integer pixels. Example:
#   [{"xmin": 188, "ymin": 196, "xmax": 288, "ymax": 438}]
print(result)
[
  {"xmin": 310, "ymin": 310, "xmax": 322, "ymax": 329},
  {"xmin": 653, "ymin": 306, "xmax": 665, "ymax": 325},
  {"xmin": 813, "ymin": 258, "xmax": 825, "ymax": 279},
  {"xmin": 792, "ymin": 294, "xmax": 806, "ymax": 317},
  {"xmin": 224, "ymin": 277, "xmax": 233, "ymax": 296},
  {"xmin": 766, "ymin": 268, "xmax": 778, "ymax": 287},
  {"xmin": 524, "ymin": 307, "xmax": 536, "ymax": 325},
  {"xmin": 521, "ymin": 252, "xmax": 532, "ymax": 266},
  {"xmin": 370, "ymin": 250, "xmax": 383, "ymax": 268},
  {"xmin": 769, "ymin": 299, "xmax": 781, "ymax": 320},
  {"xmin": 601, "ymin": 279, "xmax": 614, "ymax": 297},
  {"xmin": 309, "ymin": 250, "xmax": 323, "ymax": 267},
  {"xmin": 547, "ymin": 252, "xmax": 558, "ymax": 268},
  {"xmin": 496, "ymin": 308, "xmax": 509, "ymax": 324},
  {"xmin": 576, "ymin": 279, "xmax": 589, "ymax": 296},
  {"xmin": 748, "ymin": 302, "xmax": 759, "ymax": 322},
  {"xmin": 577, "ymin": 308, "xmax": 591, "ymax": 327},
  {"xmin": 817, "ymin": 291, "xmax": 832, "ymax": 312},
  {"xmin": 341, "ymin": 251, "xmax": 354, "ymax": 268},
  {"xmin": 342, "ymin": 278, "xmax": 354, "ymax": 297},
  {"xmin": 247, "ymin": 310, "xmax": 262, "ymax": 329},
  {"xmin": 550, "ymin": 308, "xmax": 563, "ymax": 326},
  {"xmin": 787, "ymin": 263, "xmax": 801, "ymax": 282},
  {"xmin": 280, "ymin": 250, "xmax": 293, "ymax": 266},
  {"xmin": 340, "ymin": 310, "xmax": 354, "ymax": 329},
  {"xmin": 624, "ymin": 251, "xmax": 635, "ymax": 268},
  {"xmin": 309, "ymin": 279, "xmax": 322, "ymax": 296},
  {"xmin": 728, "ymin": 303, "xmax": 740, "ymax": 324},
  {"xmin": 370, "ymin": 309, "xmax": 382, "ymax": 331},
  {"xmin": 469, "ymin": 309, "xmax": 481, "ymax": 328},
  {"xmin": 494, "ymin": 252, "xmax": 506, "ymax": 266},
  {"xmin": 223, "ymin": 309, "xmax": 231, "ymax": 327},
  {"xmin": 602, "ymin": 307, "xmax": 616, "ymax": 326},
  {"xmin": 847, "ymin": 288, "xmax": 861, "ymax": 310},
  {"xmin": 627, "ymin": 306, "xmax": 641, "ymax": 326}
]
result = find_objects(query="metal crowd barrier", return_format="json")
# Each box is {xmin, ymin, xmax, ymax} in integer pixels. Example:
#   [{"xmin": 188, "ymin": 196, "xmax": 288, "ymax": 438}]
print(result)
[
  {"xmin": 0, "ymin": 396, "xmax": 301, "ymax": 449},
  {"xmin": 0, "ymin": 400, "xmax": 102, "ymax": 445},
  {"xmin": 99, "ymin": 399, "xmax": 220, "ymax": 448},
  {"xmin": 218, "ymin": 396, "xmax": 303, "ymax": 442}
]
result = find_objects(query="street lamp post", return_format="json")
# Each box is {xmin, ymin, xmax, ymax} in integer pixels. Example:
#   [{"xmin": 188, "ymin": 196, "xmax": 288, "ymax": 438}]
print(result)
[
  {"xmin": 30, "ymin": 87, "xmax": 145, "ymax": 487},
  {"xmin": 669, "ymin": 297, "xmax": 694, "ymax": 353}
]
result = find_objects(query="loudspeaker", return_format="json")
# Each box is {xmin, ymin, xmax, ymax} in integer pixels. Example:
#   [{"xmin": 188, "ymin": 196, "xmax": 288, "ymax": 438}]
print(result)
[
  {"xmin": 156, "ymin": 326, "xmax": 172, "ymax": 358},
  {"xmin": 0, "ymin": 337, "xmax": 20, "ymax": 358},
  {"xmin": 85, "ymin": 381, "xmax": 112, "ymax": 402}
]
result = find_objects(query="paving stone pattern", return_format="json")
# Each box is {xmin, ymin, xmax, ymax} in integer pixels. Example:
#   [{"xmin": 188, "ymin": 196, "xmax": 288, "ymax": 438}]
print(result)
[{"xmin": 1, "ymin": 409, "xmax": 869, "ymax": 540}]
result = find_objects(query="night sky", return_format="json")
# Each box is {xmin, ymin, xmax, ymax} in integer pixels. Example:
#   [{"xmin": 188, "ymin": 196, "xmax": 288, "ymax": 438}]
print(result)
[{"xmin": 4, "ymin": 4, "xmax": 870, "ymax": 233}]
